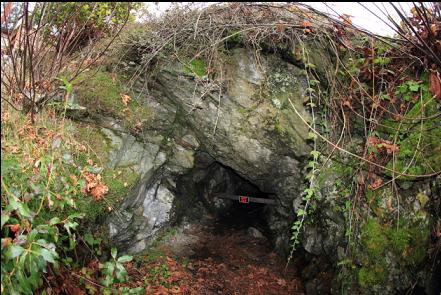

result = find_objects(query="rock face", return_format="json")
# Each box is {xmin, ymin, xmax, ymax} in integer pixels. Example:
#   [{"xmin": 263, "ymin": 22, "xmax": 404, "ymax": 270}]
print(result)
[
  {"xmin": 107, "ymin": 48, "xmax": 312, "ymax": 255},
  {"xmin": 102, "ymin": 45, "xmax": 439, "ymax": 294}
]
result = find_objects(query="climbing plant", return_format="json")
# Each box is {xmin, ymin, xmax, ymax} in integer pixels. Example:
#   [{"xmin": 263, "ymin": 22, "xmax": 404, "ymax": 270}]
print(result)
[{"xmin": 287, "ymin": 39, "xmax": 323, "ymax": 264}]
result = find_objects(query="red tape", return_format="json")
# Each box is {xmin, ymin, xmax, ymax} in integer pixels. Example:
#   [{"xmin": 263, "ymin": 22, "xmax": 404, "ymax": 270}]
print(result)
[{"xmin": 239, "ymin": 196, "xmax": 249, "ymax": 203}]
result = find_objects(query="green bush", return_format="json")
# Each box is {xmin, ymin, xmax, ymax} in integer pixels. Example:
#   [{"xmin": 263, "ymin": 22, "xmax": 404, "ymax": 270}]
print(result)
[{"xmin": 1, "ymin": 107, "xmax": 88, "ymax": 293}]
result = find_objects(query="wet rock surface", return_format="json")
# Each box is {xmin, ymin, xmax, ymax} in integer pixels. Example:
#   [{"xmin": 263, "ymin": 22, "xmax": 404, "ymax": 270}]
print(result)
[
  {"xmin": 107, "ymin": 47, "xmax": 312, "ymax": 257},
  {"xmin": 99, "ymin": 44, "xmax": 440, "ymax": 294}
]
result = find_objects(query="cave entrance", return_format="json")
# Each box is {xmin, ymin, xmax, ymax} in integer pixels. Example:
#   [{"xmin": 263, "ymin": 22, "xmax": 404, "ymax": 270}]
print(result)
[
  {"xmin": 171, "ymin": 153, "xmax": 304, "ymax": 293},
  {"xmin": 175, "ymin": 153, "xmax": 276, "ymax": 239},
  {"xmin": 210, "ymin": 175, "xmax": 275, "ymax": 237}
]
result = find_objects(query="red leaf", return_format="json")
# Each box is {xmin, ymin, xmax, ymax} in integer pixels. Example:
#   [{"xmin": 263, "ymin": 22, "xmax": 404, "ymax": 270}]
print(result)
[
  {"xmin": 429, "ymin": 67, "xmax": 441, "ymax": 100},
  {"xmin": 300, "ymin": 20, "xmax": 312, "ymax": 28},
  {"xmin": 10, "ymin": 224, "xmax": 20, "ymax": 233},
  {"xmin": 90, "ymin": 183, "xmax": 108, "ymax": 200},
  {"xmin": 368, "ymin": 175, "xmax": 383, "ymax": 190}
]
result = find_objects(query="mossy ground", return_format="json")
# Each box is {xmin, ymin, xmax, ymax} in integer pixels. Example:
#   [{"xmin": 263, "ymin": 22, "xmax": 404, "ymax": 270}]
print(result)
[
  {"xmin": 75, "ymin": 69, "xmax": 154, "ymax": 130},
  {"xmin": 69, "ymin": 122, "xmax": 141, "ymax": 224}
]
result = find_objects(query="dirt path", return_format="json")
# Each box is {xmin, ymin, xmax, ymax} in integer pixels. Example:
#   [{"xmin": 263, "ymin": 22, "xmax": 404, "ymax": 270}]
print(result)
[
  {"xmin": 62, "ymin": 205, "xmax": 305, "ymax": 294},
  {"xmin": 183, "ymin": 220, "xmax": 305, "ymax": 295},
  {"xmin": 129, "ymin": 213, "xmax": 305, "ymax": 295}
]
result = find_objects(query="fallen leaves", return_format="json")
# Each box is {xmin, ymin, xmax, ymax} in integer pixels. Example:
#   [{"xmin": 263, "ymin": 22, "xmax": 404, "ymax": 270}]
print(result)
[
  {"xmin": 121, "ymin": 94, "xmax": 132, "ymax": 106},
  {"xmin": 299, "ymin": 20, "xmax": 312, "ymax": 33},
  {"xmin": 44, "ymin": 223, "xmax": 305, "ymax": 295},
  {"xmin": 10, "ymin": 224, "xmax": 21, "ymax": 233},
  {"xmin": 81, "ymin": 172, "xmax": 108, "ymax": 200},
  {"xmin": 368, "ymin": 174, "xmax": 384, "ymax": 190},
  {"xmin": 2, "ymin": 238, "xmax": 12, "ymax": 247},
  {"xmin": 90, "ymin": 183, "xmax": 109, "ymax": 200},
  {"xmin": 300, "ymin": 20, "xmax": 312, "ymax": 28},
  {"xmin": 368, "ymin": 136, "xmax": 399, "ymax": 154}
]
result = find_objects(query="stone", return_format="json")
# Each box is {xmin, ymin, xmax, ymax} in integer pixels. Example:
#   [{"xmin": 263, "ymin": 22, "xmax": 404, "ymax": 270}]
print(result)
[
  {"xmin": 168, "ymin": 145, "xmax": 195, "ymax": 173},
  {"xmin": 158, "ymin": 223, "xmax": 204, "ymax": 258},
  {"xmin": 107, "ymin": 47, "xmax": 314, "ymax": 256},
  {"xmin": 100, "ymin": 127, "xmax": 164, "ymax": 178},
  {"xmin": 247, "ymin": 227, "xmax": 265, "ymax": 239}
]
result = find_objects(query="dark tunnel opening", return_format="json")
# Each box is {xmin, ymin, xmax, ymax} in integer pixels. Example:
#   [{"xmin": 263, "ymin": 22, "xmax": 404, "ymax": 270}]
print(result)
[
  {"xmin": 211, "ymin": 166, "xmax": 273, "ymax": 237},
  {"xmin": 171, "ymin": 153, "xmax": 306, "ymax": 293},
  {"xmin": 175, "ymin": 154, "xmax": 276, "ymax": 239}
]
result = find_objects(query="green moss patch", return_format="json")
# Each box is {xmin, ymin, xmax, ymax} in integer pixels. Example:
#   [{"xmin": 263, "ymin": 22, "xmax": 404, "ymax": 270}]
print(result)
[
  {"xmin": 75, "ymin": 69, "xmax": 153, "ymax": 130},
  {"xmin": 183, "ymin": 59, "xmax": 207, "ymax": 77},
  {"xmin": 361, "ymin": 219, "xmax": 389, "ymax": 259},
  {"xmin": 357, "ymin": 216, "xmax": 430, "ymax": 288},
  {"xmin": 102, "ymin": 167, "xmax": 140, "ymax": 205},
  {"xmin": 358, "ymin": 263, "xmax": 387, "ymax": 287}
]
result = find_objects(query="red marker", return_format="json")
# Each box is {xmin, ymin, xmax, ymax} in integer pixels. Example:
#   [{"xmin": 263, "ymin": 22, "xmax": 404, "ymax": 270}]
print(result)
[{"xmin": 239, "ymin": 196, "xmax": 249, "ymax": 203}]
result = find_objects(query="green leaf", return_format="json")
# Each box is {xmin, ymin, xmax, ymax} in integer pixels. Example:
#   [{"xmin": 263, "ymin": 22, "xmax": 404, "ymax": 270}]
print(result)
[
  {"xmin": 40, "ymin": 248, "xmax": 57, "ymax": 264},
  {"xmin": 84, "ymin": 233, "xmax": 95, "ymax": 246},
  {"xmin": 117, "ymin": 255, "xmax": 133, "ymax": 263},
  {"xmin": 27, "ymin": 229, "xmax": 38, "ymax": 242},
  {"xmin": 57, "ymin": 76, "xmax": 73, "ymax": 93},
  {"xmin": 68, "ymin": 213, "xmax": 85, "ymax": 220},
  {"xmin": 7, "ymin": 245, "xmax": 25, "ymax": 259},
  {"xmin": 380, "ymin": 94, "xmax": 390, "ymax": 101},
  {"xmin": 101, "ymin": 275, "xmax": 113, "ymax": 287},
  {"xmin": 111, "ymin": 247, "xmax": 117, "ymax": 259},
  {"xmin": 297, "ymin": 209, "xmax": 306, "ymax": 216},
  {"xmin": 1, "ymin": 213, "xmax": 10, "ymax": 229},
  {"xmin": 127, "ymin": 287, "xmax": 144, "ymax": 294},
  {"xmin": 308, "ymin": 132, "xmax": 317, "ymax": 139},
  {"xmin": 86, "ymin": 166, "xmax": 103, "ymax": 174},
  {"xmin": 403, "ymin": 94, "xmax": 412, "ymax": 101},
  {"xmin": 310, "ymin": 150, "xmax": 321, "ymax": 159},
  {"xmin": 49, "ymin": 217, "xmax": 61, "ymax": 225},
  {"xmin": 16, "ymin": 202, "xmax": 33, "ymax": 218},
  {"xmin": 337, "ymin": 258, "xmax": 353, "ymax": 266},
  {"xmin": 304, "ymin": 188, "xmax": 314, "ymax": 195},
  {"xmin": 17, "ymin": 270, "xmax": 33, "ymax": 293},
  {"xmin": 64, "ymin": 220, "xmax": 79, "ymax": 235},
  {"xmin": 408, "ymin": 82, "xmax": 419, "ymax": 92},
  {"xmin": 1, "ymin": 159, "xmax": 18, "ymax": 174},
  {"xmin": 373, "ymin": 57, "xmax": 391, "ymax": 65},
  {"xmin": 115, "ymin": 264, "xmax": 128, "ymax": 282}
]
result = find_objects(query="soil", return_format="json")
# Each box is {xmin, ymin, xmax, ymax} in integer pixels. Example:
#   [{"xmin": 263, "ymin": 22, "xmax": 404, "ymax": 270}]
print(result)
[
  {"xmin": 137, "ymin": 205, "xmax": 305, "ymax": 295},
  {"xmin": 61, "ymin": 204, "xmax": 305, "ymax": 294},
  {"xmin": 182, "ymin": 223, "xmax": 305, "ymax": 294}
]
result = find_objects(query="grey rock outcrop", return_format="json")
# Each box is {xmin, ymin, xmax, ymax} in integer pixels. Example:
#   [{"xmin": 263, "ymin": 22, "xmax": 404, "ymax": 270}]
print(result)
[{"xmin": 107, "ymin": 47, "xmax": 313, "ymax": 256}]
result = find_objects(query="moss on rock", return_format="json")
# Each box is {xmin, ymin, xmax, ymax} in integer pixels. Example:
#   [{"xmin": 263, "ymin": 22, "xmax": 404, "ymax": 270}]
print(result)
[
  {"xmin": 361, "ymin": 219, "xmax": 389, "ymax": 259},
  {"xmin": 358, "ymin": 263, "xmax": 388, "ymax": 287},
  {"xmin": 355, "ymin": 214, "xmax": 430, "ymax": 291},
  {"xmin": 183, "ymin": 59, "xmax": 207, "ymax": 77}
]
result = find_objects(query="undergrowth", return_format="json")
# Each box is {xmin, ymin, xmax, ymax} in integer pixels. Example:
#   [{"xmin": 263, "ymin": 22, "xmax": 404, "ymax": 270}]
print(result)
[{"xmin": 1, "ymin": 97, "xmax": 137, "ymax": 293}]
